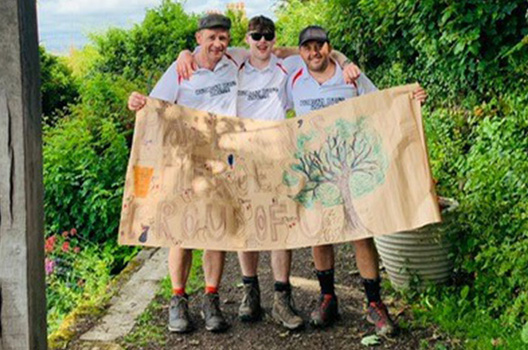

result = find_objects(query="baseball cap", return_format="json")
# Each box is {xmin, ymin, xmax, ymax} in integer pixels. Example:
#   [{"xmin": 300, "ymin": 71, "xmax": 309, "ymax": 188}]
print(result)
[
  {"xmin": 199, "ymin": 14, "xmax": 232, "ymax": 30},
  {"xmin": 298, "ymin": 25, "xmax": 329, "ymax": 46}
]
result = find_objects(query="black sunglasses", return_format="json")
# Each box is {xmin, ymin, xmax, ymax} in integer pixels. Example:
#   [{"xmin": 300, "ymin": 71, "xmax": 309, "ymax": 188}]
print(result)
[{"xmin": 249, "ymin": 32, "xmax": 275, "ymax": 41}]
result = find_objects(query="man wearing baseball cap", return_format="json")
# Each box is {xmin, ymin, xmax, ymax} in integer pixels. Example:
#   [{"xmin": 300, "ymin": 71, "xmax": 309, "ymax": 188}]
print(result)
[
  {"xmin": 287, "ymin": 25, "xmax": 427, "ymax": 336},
  {"xmin": 128, "ymin": 13, "xmax": 247, "ymax": 334}
]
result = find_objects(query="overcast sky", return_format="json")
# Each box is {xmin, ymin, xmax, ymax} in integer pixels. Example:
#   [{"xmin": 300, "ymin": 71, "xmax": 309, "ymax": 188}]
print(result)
[{"xmin": 37, "ymin": 0, "xmax": 277, "ymax": 54}]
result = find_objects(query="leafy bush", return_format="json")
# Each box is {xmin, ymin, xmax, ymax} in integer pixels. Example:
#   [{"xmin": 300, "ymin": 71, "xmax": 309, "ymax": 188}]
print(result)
[
  {"xmin": 277, "ymin": 0, "xmax": 528, "ymax": 104},
  {"xmin": 66, "ymin": 45, "xmax": 101, "ymax": 79},
  {"xmin": 225, "ymin": 7, "xmax": 250, "ymax": 47},
  {"xmin": 42, "ymin": 72, "xmax": 140, "ymax": 330},
  {"xmin": 45, "ymin": 228, "xmax": 114, "ymax": 332},
  {"xmin": 40, "ymin": 46, "xmax": 79, "ymax": 125},
  {"xmin": 43, "ymin": 94, "xmax": 130, "ymax": 244},
  {"xmin": 90, "ymin": 0, "xmax": 198, "ymax": 85}
]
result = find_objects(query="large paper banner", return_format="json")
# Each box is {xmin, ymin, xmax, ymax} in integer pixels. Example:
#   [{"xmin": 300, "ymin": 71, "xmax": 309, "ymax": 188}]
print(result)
[{"xmin": 118, "ymin": 84, "xmax": 441, "ymax": 251}]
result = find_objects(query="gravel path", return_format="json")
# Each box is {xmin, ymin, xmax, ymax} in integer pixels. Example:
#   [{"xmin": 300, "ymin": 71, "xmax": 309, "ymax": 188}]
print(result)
[{"xmin": 121, "ymin": 244, "xmax": 441, "ymax": 349}]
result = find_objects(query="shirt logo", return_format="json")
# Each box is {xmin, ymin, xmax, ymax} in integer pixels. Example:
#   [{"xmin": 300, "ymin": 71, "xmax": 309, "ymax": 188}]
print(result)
[
  {"xmin": 238, "ymin": 88, "xmax": 279, "ymax": 101},
  {"xmin": 299, "ymin": 97, "xmax": 345, "ymax": 110},
  {"xmin": 195, "ymin": 81, "xmax": 237, "ymax": 97}
]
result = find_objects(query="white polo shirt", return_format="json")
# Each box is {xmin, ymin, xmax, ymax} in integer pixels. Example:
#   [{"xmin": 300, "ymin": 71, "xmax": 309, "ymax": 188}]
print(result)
[
  {"xmin": 286, "ymin": 57, "xmax": 378, "ymax": 116},
  {"xmin": 237, "ymin": 54, "xmax": 302, "ymax": 121},
  {"xmin": 150, "ymin": 52, "xmax": 244, "ymax": 116}
]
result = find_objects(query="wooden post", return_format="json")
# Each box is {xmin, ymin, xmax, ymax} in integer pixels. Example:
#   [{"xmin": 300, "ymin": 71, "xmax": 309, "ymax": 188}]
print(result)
[{"xmin": 0, "ymin": 0, "xmax": 46, "ymax": 349}]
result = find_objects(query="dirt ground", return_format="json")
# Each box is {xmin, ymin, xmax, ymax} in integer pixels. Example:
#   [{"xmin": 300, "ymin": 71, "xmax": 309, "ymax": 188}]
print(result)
[{"xmin": 120, "ymin": 243, "xmax": 448, "ymax": 350}]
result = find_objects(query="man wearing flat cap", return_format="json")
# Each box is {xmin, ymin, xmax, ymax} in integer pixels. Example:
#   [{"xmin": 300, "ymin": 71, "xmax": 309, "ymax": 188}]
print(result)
[
  {"xmin": 128, "ymin": 13, "xmax": 247, "ymax": 334},
  {"xmin": 288, "ymin": 25, "xmax": 428, "ymax": 336}
]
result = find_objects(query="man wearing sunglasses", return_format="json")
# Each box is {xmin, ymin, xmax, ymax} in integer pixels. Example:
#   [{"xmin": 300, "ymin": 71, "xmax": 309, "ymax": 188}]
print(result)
[
  {"xmin": 288, "ymin": 25, "xmax": 428, "ymax": 336},
  {"xmin": 232, "ymin": 16, "xmax": 306, "ymax": 331},
  {"xmin": 127, "ymin": 13, "xmax": 249, "ymax": 334}
]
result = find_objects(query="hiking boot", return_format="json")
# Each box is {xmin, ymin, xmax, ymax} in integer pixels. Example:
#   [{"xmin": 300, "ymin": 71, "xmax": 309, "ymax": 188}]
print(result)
[
  {"xmin": 366, "ymin": 301, "xmax": 397, "ymax": 336},
  {"xmin": 201, "ymin": 293, "xmax": 229, "ymax": 332},
  {"xmin": 310, "ymin": 293, "xmax": 339, "ymax": 328},
  {"xmin": 238, "ymin": 283, "xmax": 263, "ymax": 322},
  {"xmin": 168, "ymin": 294, "xmax": 192, "ymax": 333},
  {"xmin": 272, "ymin": 290, "xmax": 304, "ymax": 330}
]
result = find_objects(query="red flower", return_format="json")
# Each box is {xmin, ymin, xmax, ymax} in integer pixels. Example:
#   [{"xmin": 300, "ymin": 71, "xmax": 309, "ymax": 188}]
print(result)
[
  {"xmin": 45, "ymin": 236, "xmax": 56, "ymax": 253},
  {"xmin": 62, "ymin": 241, "xmax": 70, "ymax": 252},
  {"xmin": 73, "ymin": 247, "xmax": 81, "ymax": 253},
  {"xmin": 70, "ymin": 228, "xmax": 77, "ymax": 236}
]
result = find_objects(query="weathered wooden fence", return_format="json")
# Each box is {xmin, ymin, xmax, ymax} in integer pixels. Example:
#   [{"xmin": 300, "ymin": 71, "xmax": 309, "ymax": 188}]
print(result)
[{"xmin": 0, "ymin": 0, "xmax": 46, "ymax": 349}]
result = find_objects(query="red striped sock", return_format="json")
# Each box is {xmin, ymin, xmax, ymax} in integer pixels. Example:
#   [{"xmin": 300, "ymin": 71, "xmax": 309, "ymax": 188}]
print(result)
[
  {"xmin": 173, "ymin": 288, "xmax": 185, "ymax": 296},
  {"xmin": 205, "ymin": 285, "xmax": 219, "ymax": 294}
]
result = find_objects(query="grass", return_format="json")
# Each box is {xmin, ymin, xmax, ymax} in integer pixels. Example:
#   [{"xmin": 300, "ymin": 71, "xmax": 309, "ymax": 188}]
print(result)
[
  {"xmin": 385, "ymin": 280, "xmax": 528, "ymax": 350},
  {"xmin": 48, "ymin": 252, "xmax": 143, "ymax": 349}
]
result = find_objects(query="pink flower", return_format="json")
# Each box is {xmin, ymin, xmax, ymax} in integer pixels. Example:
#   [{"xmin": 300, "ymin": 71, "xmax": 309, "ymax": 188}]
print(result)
[
  {"xmin": 70, "ymin": 228, "xmax": 77, "ymax": 236},
  {"xmin": 73, "ymin": 247, "xmax": 81, "ymax": 254},
  {"xmin": 45, "ymin": 258, "xmax": 56, "ymax": 275},
  {"xmin": 62, "ymin": 231, "xmax": 69, "ymax": 238},
  {"xmin": 62, "ymin": 241, "xmax": 70, "ymax": 252}
]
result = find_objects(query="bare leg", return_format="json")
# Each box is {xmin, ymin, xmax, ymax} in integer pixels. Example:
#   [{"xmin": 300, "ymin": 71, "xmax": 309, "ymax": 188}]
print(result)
[
  {"xmin": 237, "ymin": 251, "xmax": 259, "ymax": 277},
  {"xmin": 354, "ymin": 238, "xmax": 396, "ymax": 335},
  {"xmin": 168, "ymin": 247, "xmax": 193, "ymax": 289},
  {"xmin": 203, "ymin": 250, "xmax": 226, "ymax": 288},
  {"xmin": 271, "ymin": 249, "xmax": 292, "ymax": 283},
  {"xmin": 353, "ymin": 238, "xmax": 379, "ymax": 279},
  {"xmin": 312, "ymin": 244, "xmax": 334, "ymax": 271}
]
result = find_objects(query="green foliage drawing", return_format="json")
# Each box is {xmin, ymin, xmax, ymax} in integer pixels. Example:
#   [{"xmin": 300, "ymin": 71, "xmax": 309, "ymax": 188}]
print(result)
[{"xmin": 285, "ymin": 117, "xmax": 388, "ymax": 232}]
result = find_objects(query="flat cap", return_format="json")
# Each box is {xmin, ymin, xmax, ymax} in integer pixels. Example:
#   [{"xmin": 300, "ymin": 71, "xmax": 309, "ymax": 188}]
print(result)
[{"xmin": 199, "ymin": 14, "xmax": 232, "ymax": 30}]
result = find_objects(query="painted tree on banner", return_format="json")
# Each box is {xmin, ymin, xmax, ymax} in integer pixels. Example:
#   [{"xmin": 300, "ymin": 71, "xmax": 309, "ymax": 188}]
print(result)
[{"xmin": 284, "ymin": 117, "xmax": 388, "ymax": 233}]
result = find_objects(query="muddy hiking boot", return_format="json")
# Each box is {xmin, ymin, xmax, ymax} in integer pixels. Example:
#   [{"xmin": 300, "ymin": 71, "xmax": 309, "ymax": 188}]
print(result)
[
  {"xmin": 310, "ymin": 293, "xmax": 339, "ymax": 327},
  {"xmin": 272, "ymin": 290, "xmax": 304, "ymax": 330},
  {"xmin": 202, "ymin": 293, "xmax": 229, "ymax": 332},
  {"xmin": 238, "ymin": 282, "xmax": 263, "ymax": 322},
  {"xmin": 168, "ymin": 294, "xmax": 192, "ymax": 333},
  {"xmin": 366, "ymin": 301, "xmax": 397, "ymax": 336}
]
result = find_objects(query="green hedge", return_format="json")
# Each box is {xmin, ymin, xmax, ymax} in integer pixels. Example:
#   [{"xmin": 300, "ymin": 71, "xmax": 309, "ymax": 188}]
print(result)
[
  {"xmin": 277, "ymin": 0, "xmax": 528, "ymax": 103},
  {"xmin": 43, "ymin": 2, "xmax": 197, "ymax": 245},
  {"xmin": 40, "ymin": 46, "xmax": 79, "ymax": 125}
]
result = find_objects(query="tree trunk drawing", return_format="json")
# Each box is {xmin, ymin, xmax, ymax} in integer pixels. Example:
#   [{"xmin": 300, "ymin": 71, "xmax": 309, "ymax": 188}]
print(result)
[{"xmin": 337, "ymin": 173, "xmax": 370, "ymax": 235}]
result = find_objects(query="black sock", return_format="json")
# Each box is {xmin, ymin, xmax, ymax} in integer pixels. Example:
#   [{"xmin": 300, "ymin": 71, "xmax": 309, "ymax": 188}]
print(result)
[
  {"xmin": 274, "ymin": 281, "xmax": 291, "ymax": 292},
  {"xmin": 362, "ymin": 278, "xmax": 381, "ymax": 303},
  {"xmin": 242, "ymin": 275, "xmax": 259, "ymax": 287},
  {"xmin": 316, "ymin": 268, "xmax": 335, "ymax": 296}
]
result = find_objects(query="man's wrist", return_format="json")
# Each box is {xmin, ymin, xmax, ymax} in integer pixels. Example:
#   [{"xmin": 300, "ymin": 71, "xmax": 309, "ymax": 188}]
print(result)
[{"xmin": 343, "ymin": 58, "xmax": 352, "ymax": 66}]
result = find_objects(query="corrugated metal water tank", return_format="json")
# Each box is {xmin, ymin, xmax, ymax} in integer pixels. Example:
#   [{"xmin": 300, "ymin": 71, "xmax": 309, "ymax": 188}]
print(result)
[{"xmin": 374, "ymin": 197, "xmax": 459, "ymax": 289}]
